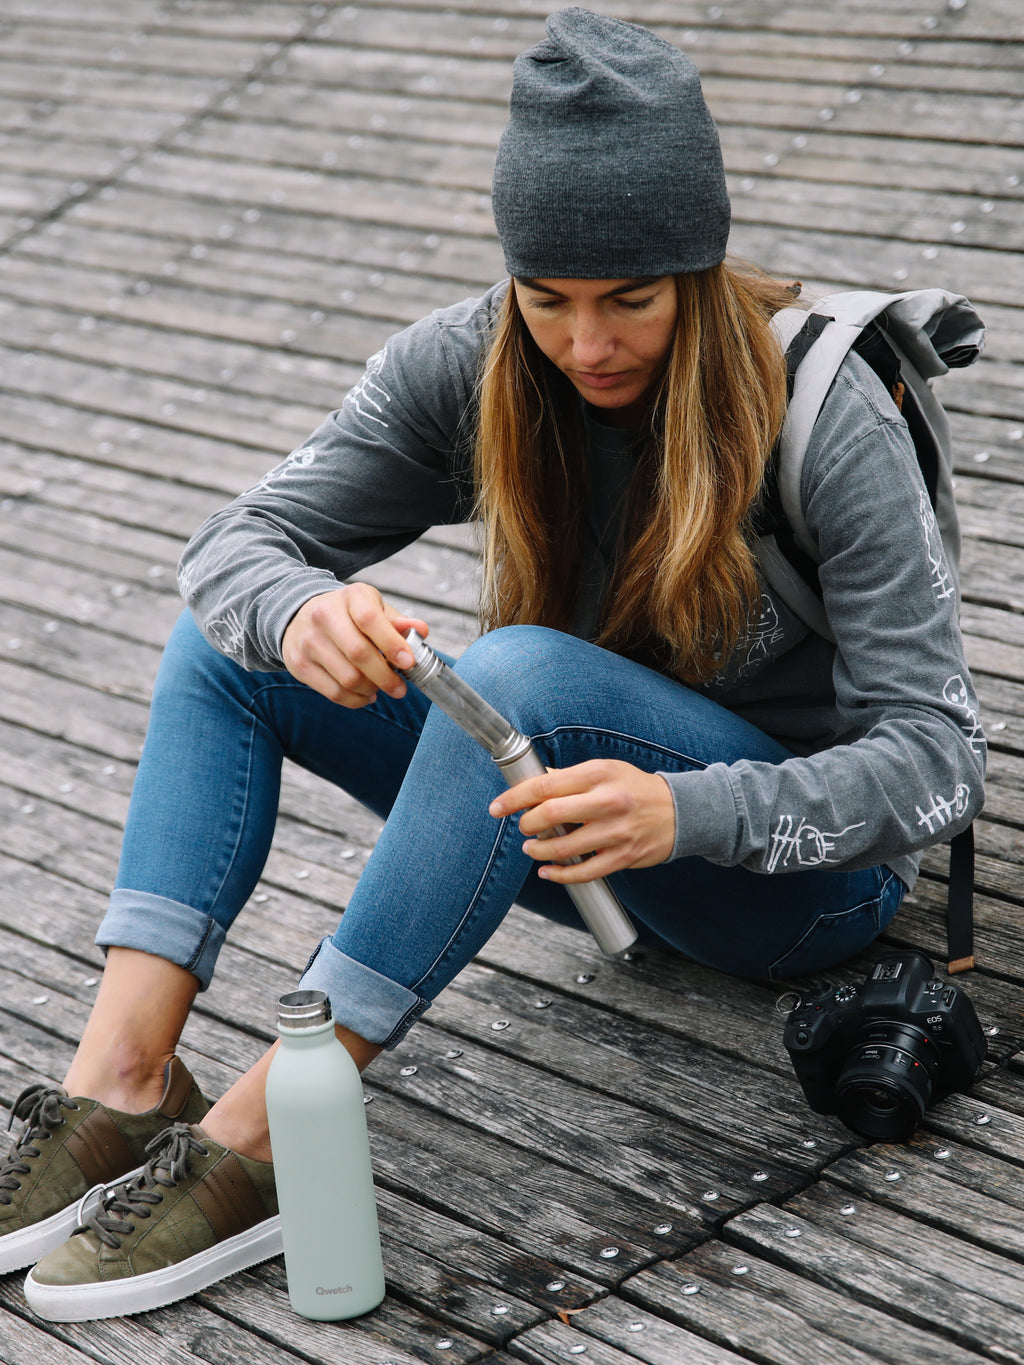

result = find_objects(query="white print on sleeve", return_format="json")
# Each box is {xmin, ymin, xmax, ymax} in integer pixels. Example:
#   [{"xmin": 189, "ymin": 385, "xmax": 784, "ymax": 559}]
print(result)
[
  {"xmin": 343, "ymin": 346, "xmax": 391, "ymax": 429},
  {"xmin": 919, "ymin": 491, "xmax": 955, "ymax": 601},
  {"xmin": 942, "ymin": 674, "xmax": 986, "ymax": 755},
  {"xmin": 255, "ymin": 442, "xmax": 318, "ymax": 493},
  {"xmin": 177, "ymin": 556, "xmax": 195, "ymax": 601},
  {"xmin": 206, "ymin": 610, "xmax": 246, "ymax": 661},
  {"xmin": 252, "ymin": 345, "xmax": 393, "ymax": 495},
  {"xmin": 767, "ymin": 815, "xmax": 867, "ymax": 873},
  {"xmin": 916, "ymin": 783, "xmax": 971, "ymax": 836}
]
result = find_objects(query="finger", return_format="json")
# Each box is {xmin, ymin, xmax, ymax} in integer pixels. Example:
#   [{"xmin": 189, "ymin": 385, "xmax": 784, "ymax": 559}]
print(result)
[
  {"xmin": 291, "ymin": 616, "xmax": 386, "ymax": 697},
  {"xmin": 488, "ymin": 763, "xmax": 586, "ymax": 819},
  {"xmin": 516, "ymin": 792, "xmax": 605, "ymax": 839},
  {"xmin": 535, "ymin": 848, "xmax": 624, "ymax": 883},
  {"xmin": 489, "ymin": 775, "xmax": 553, "ymax": 819},
  {"xmin": 332, "ymin": 593, "xmax": 416, "ymax": 695},
  {"xmin": 520, "ymin": 762, "xmax": 665, "ymax": 836},
  {"xmin": 384, "ymin": 608, "xmax": 430, "ymax": 671},
  {"xmin": 292, "ymin": 656, "xmax": 379, "ymax": 709},
  {"xmin": 282, "ymin": 589, "xmax": 403, "ymax": 701},
  {"xmin": 521, "ymin": 825, "xmax": 597, "ymax": 864},
  {"xmin": 528, "ymin": 810, "xmax": 673, "ymax": 875},
  {"xmin": 342, "ymin": 594, "xmax": 431, "ymax": 690}
]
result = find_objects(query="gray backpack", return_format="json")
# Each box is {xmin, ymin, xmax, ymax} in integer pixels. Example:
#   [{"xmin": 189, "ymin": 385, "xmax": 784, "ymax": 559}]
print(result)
[{"xmin": 757, "ymin": 288, "xmax": 986, "ymax": 972}]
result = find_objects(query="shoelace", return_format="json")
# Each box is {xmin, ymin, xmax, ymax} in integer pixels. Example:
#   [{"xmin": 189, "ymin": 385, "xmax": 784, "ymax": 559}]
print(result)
[
  {"xmin": 85, "ymin": 1122, "xmax": 209, "ymax": 1249},
  {"xmin": 0, "ymin": 1086, "xmax": 80, "ymax": 1204}
]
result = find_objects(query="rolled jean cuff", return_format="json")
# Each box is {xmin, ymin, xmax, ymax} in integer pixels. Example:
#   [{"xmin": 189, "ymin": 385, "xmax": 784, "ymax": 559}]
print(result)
[
  {"xmin": 299, "ymin": 937, "xmax": 431, "ymax": 1050},
  {"xmin": 96, "ymin": 889, "xmax": 226, "ymax": 991}
]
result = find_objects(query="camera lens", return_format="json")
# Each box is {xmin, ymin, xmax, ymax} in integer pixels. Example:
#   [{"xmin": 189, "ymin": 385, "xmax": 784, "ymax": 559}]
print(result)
[
  {"xmin": 858, "ymin": 1084, "xmax": 900, "ymax": 1114},
  {"xmin": 834, "ymin": 1024, "xmax": 940, "ymax": 1142}
]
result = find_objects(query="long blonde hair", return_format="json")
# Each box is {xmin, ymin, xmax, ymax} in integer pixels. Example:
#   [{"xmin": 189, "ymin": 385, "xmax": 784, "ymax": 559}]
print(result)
[{"xmin": 473, "ymin": 262, "xmax": 794, "ymax": 683}]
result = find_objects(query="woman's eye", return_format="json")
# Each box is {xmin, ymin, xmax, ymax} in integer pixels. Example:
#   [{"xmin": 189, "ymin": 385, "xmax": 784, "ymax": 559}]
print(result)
[{"xmin": 619, "ymin": 296, "xmax": 655, "ymax": 311}]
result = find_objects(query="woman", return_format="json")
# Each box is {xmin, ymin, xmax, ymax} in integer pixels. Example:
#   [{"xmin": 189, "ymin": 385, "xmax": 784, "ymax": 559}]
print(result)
[{"xmin": 3, "ymin": 8, "xmax": 983, "ymax": 1321}]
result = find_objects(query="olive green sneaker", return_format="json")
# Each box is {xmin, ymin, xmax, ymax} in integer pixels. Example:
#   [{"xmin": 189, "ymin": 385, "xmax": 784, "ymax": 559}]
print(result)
[
  {"xmin": 0, "ymin": 1057, "xmax": 208, "ymax": 1275},
  {"xmin": 25, "ymin": 1123, "xmax": 280, "ymax": 1322}
]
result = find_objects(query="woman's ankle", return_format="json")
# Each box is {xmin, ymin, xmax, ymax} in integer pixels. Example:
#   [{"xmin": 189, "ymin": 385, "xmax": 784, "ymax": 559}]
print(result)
[
  {"xmin": 63, "ymin": 1047, "xmax": 175, "ymax": 1115},
  {"xmin": 200, "ymin": 1100, "xmax": 273, "ymax": 1164},
  {"xmin": 196, "ymin": 1047, "xmax": 275, "ymax": 1164},
  {"xmin": 63, "ymin": 947, "xmax": 199, "ymax": 1112}
]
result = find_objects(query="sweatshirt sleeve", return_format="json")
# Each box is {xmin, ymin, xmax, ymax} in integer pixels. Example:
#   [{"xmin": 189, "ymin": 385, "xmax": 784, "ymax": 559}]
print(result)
[
  {"xmin": 662, "ymin": 356, "xmax": 985, "ymax": 877},
  {"xmin": 177, "ymin": 295, "xmax": 493, "ymax": 671}
]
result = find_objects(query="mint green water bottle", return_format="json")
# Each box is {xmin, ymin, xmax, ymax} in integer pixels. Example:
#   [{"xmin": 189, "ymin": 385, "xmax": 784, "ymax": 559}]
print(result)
[{"xmin": 265, "ymin": 989, "xmax": 386, "ymax": 1320}]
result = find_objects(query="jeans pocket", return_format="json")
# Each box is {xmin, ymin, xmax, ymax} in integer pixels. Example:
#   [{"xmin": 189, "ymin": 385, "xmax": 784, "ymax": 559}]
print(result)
[{"xmin": 768, "ymin": 869, "xmax": 905, "ymax": 981}]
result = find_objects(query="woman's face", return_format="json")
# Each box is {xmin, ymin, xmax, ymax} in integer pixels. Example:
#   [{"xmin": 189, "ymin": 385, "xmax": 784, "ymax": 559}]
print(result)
[{"xmin": 513, "ymin": 275, "xmax": 678, "ymax": 426}]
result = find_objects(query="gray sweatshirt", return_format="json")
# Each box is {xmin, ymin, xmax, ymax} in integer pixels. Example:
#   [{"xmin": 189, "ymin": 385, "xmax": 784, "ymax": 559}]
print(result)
[{"xmin": 179, "ymin": 284, "xmax": 985, "ymax": 890}]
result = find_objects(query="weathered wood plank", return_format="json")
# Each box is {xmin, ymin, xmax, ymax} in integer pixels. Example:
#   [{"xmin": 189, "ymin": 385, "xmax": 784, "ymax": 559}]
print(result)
[
  {"xmin": 623, "ymin": 1238, "xmax": 994, "ymax": 1365},
  {"xmin": 427, "ymin": 959, "xmax": 857, "ymax": 1168},
  {"xmin": 374, "ymin": 1187, "xmax": 587, "ymax": 1343},
  {"xmin": 824, "ymin": 1136, "xmax": 1024, "ymax": 1259},
  {"xmin": 510, "ymin": 1298, "xmax": 751, "ymax": 1365},
  {"xmin": 9, "ymin": 232, "xmax": 465, "ymax": 331},
  {"xmin": 724, "ymin": 1199, "xmax": 1024, "ymax": 1361},
  {"xmin": 0, "ymin": 1290, "xmax": 178, "ymax": 1365},
  {"xmin": 719, "ymin": 123, "xmax": 1024, "ymax": 200},
  {"xmin": 899, "ymin": 860, "xmax": 1024, "ymax": 967},
  {"xmin": 377, "ymin": 1023, "xmax": 805, "ymax": 1228},
  {"xmin": 365, "ymin": 1088, "xmax": 696, "ymax": 1285},
  {"xmin": 727, "ymin": 221, "xmax": 1024, "ymax": 309},
  {"xmin": 772, "ymin": 1178, "xmax": 1024, "ymax": 1308},
  {"xmin": 483, "ymin": 903, "xmax": 1024, "ymax": 1072},
  {"xmin": 727, "ymin": 175, "xmax": 1024, "ymax": 259},
  {"xmin": 201, "ymin": 1261, "xmax": 489, "ymax": 1365},
  {"xmin": 66, "ymin": 187, "xmax": 506, "ymax": 284}
]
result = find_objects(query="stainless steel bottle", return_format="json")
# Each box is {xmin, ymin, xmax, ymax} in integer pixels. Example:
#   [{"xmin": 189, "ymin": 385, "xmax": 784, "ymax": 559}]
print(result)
[
  {"xmin": 264, "ymin": 989, "xmax": 386, "ymax": 1320},
  {"xmin": 398, "ymin": 629, "xmax": 637, "ymax": 956}
]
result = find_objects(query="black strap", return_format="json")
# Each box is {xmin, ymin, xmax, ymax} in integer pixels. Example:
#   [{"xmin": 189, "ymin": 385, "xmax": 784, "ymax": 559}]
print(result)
[
  {"xmin": 854, "ymin": 323, "xmax": 941, "ymax": 504},
  {"xmin": 947, "ymin": 826, "xmax": 975, "ymax": 974},
  {"xmin": 784, "ymin": 311, "xmax": 831, "ymax": 398}
]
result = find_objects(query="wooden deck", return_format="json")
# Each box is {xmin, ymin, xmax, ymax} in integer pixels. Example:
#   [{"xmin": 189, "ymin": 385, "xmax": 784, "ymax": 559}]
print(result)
[{"xmin": 1, "ymin": 1, "xmax": 1023, "ymax": 1360}]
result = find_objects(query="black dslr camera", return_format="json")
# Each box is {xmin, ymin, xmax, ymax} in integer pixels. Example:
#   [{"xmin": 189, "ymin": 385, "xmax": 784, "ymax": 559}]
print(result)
[{"xmin": 783, "ymin": 950, "xmax": 986, "ymax": 1142}]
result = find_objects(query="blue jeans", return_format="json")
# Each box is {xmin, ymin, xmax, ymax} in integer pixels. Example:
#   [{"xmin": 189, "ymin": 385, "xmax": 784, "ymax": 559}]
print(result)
[{"xmin": 98, "ymin": 612, "xmax": 903, "ymax": 1047}]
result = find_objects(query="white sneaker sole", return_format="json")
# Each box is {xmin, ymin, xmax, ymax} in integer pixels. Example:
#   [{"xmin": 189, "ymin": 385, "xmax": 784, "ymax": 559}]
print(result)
[
  {"xmin": 0, "ymin": 1172, "xmax": 138, "ymax": 1277},
  {"xmin": 23, "ymin": 1214, "xmax": 283, "ymax": 1322}
]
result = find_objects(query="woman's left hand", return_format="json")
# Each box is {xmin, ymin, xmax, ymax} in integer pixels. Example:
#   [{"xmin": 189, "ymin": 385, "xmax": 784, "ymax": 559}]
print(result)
[{"xmin": 488, "ymin": 760, "xmax": 676, "ymax": 881}]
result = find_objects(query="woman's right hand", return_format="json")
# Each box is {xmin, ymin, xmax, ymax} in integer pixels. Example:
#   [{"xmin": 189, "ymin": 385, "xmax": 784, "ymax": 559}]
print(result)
[{"xmin": 281, "ymin": 583, "xmax": 429, "ymax": 707}]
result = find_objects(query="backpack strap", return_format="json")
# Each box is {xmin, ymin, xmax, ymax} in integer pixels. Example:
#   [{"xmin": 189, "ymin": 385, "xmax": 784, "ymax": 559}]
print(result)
[
  {"xmin": 753, "ymin": 310, "xmax": 837, "ymax": 642},
  {"xmin": 947, "ymin": 826, "xmax": 975, "ymax": 974},
  {"xmin": 760, "ymin": 289, "xmax": 986, "ymax": 975},
  {"xmin": 768, "ymin": 310, "xmax": 867, "ymax": 563},
  {"xmin": 781, "ymin": 310, "xmax": 831, "ymax": 385},
  {"xmin": 753, "ymin": 536, "xmax": 833, "ymax": 643},
  {"xmin": 763, "ymin": 288, "xmax": 984, "ymax": 577}
]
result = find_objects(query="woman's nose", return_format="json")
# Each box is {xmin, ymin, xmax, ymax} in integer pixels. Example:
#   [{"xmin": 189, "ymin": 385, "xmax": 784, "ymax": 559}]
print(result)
[{"xmin": 571, "ymin": 317, "xmax": 615, "ymax": 366}]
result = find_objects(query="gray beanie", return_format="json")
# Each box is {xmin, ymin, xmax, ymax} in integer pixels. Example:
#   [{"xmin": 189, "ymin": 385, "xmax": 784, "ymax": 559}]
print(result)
[{"xmin": 491, "ymin": 8, "xmax": 730, "ymax": 279}]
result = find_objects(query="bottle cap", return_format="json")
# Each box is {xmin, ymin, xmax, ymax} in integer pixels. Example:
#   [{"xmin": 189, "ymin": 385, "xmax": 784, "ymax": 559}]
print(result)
[{"xmin": 276, "ymin": 988, "xmax": 333, "ymax": 1030}]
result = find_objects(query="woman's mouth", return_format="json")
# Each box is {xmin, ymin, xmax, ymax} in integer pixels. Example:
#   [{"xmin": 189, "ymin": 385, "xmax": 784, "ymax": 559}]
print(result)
[{"xmin": 574, "ymin": 370, "xmax": 628, "ymax": 390}]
